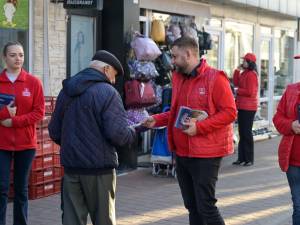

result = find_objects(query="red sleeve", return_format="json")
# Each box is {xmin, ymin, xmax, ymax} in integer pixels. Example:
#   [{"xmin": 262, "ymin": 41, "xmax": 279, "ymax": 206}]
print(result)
[
  {"xmin": 237, "ymin": 71, "xmax": 258, "ymax": 97},
  {"xmin": 152, "ymin": 111, "xmax": 170, "ymax": 127},
  {"xmin": 273, "ymin": 88, "xmax": 294, "ymax": 135},
  {"xmin": 12, "ymin": 79, "xmax": 45, "ymax": 128},
  {"xmin": 0, "ymin": 107, "xmax": 11, "ymax": 120},
  {"xmin": 233, "ymin": 69, "xmax": 240, "ymax": 86},
  {"xmin": 196, "ymin": 73, "xmax": 237, "ymax": 134}
]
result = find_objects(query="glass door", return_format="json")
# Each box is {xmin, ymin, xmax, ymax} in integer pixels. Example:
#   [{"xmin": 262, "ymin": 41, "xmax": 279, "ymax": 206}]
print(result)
[
  {"xmin": 205, "ymin": 30, "xmax": 222, "ymax": 69},
  {"xmin": 259, "ymin": 37, "xmax": 273, "ymax": 123}
]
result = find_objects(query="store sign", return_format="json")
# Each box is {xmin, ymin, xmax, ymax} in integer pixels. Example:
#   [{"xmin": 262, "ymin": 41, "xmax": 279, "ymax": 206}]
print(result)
[
  {"xmin": 0, "ymin": 0, "xmax": 29, "ymax": 30},
  {"xmin": 63, "ymin": 0, "xmax": 103, "ymax": 10}
]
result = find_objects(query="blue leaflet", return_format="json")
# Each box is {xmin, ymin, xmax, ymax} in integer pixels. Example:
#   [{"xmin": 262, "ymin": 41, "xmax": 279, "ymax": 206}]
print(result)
[{"xmin": 0, "ymin": 93, "xmax": 15, "ymax": 109}]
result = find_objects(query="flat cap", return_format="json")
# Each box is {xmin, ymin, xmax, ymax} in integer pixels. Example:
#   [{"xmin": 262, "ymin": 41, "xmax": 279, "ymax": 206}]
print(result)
[{"xmin": 92, "ymin": 50, "xmax": 124, "ymax": 76}]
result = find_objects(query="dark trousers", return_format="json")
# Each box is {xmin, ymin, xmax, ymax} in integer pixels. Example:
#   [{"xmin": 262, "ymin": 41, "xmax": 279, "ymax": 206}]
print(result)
[
  {"xmin": 287, "ymin": 166, "xmax": 300, "ymax": 225},
  {"xmin": 237, "ymin": 109, "xmax": 256, "ymax": 163},
  {"xmin": 176, "ymin": 156, "xmax": 225, "ymax": 225},
  {"xmin": 0, "ymin": 149, "xmax": 35, "ymax": 225},
  {"xmin": 63, "ymin": 172, "xmax": 116, "ymax": 225}
]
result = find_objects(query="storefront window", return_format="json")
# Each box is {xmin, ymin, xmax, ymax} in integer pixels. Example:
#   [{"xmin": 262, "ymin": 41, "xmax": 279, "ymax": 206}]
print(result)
[
  {"xmin": 152, "ymin": 12, "xmax": 194, "ymax": 27},
  {"xmin": 274, "ymin": 29, "xmax": 294, "ymax": 96},
  {"xmin": 204, "ymin": 18, "xmax": 222, "ymax": 27},
  {"xmin": 224, "ymin": 21, "xmax": 254, "ymax": 77},
  {"xmin": 260, "ymin": 38, "xmax": 270, "ymax": 98},
  {"xmin": 0, "ymin": 0, "xmax": 29, "ymax": 71},
  {"xmin": 206, "ymin": 34, "xmax": 219, "ymax": 68}
]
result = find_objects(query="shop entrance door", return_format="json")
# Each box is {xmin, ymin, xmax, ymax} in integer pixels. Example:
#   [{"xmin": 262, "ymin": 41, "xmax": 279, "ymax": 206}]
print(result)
[
  {"xmin": 259, "ymin": 37, "xmax": 274, "ymax": 124},
  {"xmin": 206, "ymin": 29, "xmax": 223, "ymax": 70}
]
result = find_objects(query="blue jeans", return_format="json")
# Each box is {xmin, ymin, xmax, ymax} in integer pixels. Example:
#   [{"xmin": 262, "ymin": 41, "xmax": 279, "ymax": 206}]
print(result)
[
  {"xmin": 0, "ymin": 149, "xmax": 35, "ymax": 225},
  {"xmin": 287, "ymin": 165, "xmax": 300, "ymax": 225}
]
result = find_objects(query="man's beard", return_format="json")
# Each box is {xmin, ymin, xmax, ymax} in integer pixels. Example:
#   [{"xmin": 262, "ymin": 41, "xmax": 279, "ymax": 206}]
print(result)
[{"xmin": 175, "ymin": 64, "xmax": 189, "ymax": 75}]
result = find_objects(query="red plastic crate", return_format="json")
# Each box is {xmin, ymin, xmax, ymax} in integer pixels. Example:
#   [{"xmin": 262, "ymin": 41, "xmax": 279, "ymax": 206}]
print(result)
[
  {"xmin": 44, "ymin": 96, "xmax": 57, "ymax": 115},
  {"xmin": 54, "ymin": 153, "xmax": 60, "ymax": 166},
  {"xmin": 31, "ymin": 154, "xmax": 60, "ymax": 171},
  {"xmin": 36, "ymin": 127, "xmax": 51, "ymax": 142},
  {"xmin": 29, "ymin": 180, "xmax": 61, "ymax": 200},
  {"xmin": 53, "ymin": 143, "xmax": 60, "ymax": 153},
  {"xmin": 36, "ymin": 141, "xmax": 54, "ymax": 156},
  {"xmin": 37, "ymin": 115, "xmax": 51, "ymax": 128},
  {"xmin": 29, "ymin": 167, "xmax": 63, "ymax": 185}
]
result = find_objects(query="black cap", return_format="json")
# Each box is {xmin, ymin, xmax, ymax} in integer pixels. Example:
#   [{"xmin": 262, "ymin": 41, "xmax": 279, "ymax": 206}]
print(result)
[{"xmin": 92, "ymin": 50, "xmax": 124, "ymax": 76}]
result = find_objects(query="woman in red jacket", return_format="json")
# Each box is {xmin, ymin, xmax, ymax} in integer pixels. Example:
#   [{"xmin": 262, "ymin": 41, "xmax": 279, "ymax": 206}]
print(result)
[
  {"xmin": 232, "ymin": 53, "xmax": 258, "ymax": 166},
  {"xmin": 0, "ymin": 41, "xmax": 44, "ymax": 225},
  {"xmin": 273, "ymin": 59, "xmax": 300, "ymax": 224}
]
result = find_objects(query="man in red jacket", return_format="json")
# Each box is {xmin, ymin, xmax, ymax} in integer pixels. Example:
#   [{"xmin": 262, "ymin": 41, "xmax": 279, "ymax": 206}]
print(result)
[{"xmin": 143, "ymin": 36, "xmax": 236, "ymax": 225}]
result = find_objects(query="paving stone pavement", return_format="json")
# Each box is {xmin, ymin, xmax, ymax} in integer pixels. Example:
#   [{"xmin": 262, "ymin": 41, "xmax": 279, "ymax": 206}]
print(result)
[{"xmin": 5, "ymin": 136, "xmax": 293, "ymax": 225}]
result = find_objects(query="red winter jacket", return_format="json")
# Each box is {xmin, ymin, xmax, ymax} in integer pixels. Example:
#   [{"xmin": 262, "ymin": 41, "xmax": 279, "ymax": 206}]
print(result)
[
  {"xmin": 153, "ymin": 60, "xmax": 237, "ymax": 158},
  {"xmin": 273, "ymin": 83, "xmax": 300, "ymax": 172},
  {"xmin": 0, "ymin": 69, "xmax": 45, "ymax": 151},
  {"xmin": 233, "ymin": 69, "xmax": 258, "ymax": 111}
]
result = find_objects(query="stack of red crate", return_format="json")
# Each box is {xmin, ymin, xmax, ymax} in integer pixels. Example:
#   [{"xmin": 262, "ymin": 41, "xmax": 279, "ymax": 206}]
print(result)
[{"xmin": 9, "ymin": 96, "xmax": 63, "ymax": 200}]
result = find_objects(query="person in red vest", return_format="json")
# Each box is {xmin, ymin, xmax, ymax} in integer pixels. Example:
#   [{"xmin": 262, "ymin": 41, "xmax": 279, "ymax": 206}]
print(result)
[
  {"xmin": 273, "ymin": 54, "xmax": 300, "ymax": 225},
  {"xmin": 232, "ymin": 53, "xmax": 258, "ymax": 166},
  {"xmin": 143, "ymin": 36, "xmax": 236, "ymax": 225},
  {"xmin": 0, "ymin": 41, "xmax": 45, "ymax": 225}
]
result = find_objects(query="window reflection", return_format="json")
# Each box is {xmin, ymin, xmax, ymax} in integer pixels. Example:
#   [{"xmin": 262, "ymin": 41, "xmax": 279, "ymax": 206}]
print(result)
[
  {"xmin": 274, "ymin": 29, "xmax": 294, "ymax": 96},
  {"xmin": 206, "ymin": 34, "xmax": 219, "ymax": 68},
  {"xmin": 224, "ymin": 21, "xmax": 254, "ymax": 77},
  {"xmin": 260, "ymin": 40, "xmax": 270, "ymax": 98}
]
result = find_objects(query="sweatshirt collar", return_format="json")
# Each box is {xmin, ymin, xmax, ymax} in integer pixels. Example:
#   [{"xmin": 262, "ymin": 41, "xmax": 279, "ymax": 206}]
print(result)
[{"xmin": 0, "ymin": 69, "xmax": 27, "ymax": 82}]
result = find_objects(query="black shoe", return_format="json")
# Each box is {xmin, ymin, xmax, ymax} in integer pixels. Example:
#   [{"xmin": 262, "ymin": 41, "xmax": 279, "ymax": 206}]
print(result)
[
  {"xmin": 232, "ymin": 160, "xmax": 244, "ymax": 165},
  {"xmin": 243, "ymin": 162, "xmax": 253, "ymax": 166}
]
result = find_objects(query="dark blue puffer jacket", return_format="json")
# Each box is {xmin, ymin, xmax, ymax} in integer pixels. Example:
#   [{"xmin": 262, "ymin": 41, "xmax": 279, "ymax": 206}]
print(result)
[{"xmin": 48, "ymin": 68, "xmax": 136, "ymax": 174}]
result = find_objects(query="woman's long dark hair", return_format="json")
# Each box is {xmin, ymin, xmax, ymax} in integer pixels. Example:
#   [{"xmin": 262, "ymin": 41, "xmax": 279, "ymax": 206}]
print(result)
[{"xmin": 247, "ymin": 60, "xmax": 258, "ymax": 74}]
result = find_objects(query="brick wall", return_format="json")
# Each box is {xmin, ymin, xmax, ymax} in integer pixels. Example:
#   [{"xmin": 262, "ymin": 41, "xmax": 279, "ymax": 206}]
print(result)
[{"xmin": 33, "ymin": 2, "xmax": 66, "ymax": 96}]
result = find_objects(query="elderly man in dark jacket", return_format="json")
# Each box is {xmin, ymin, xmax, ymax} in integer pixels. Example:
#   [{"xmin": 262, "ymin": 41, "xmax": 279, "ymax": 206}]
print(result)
[{"xmin": 48, "ymin": 50, "xmax": 136, "ymax": 225}]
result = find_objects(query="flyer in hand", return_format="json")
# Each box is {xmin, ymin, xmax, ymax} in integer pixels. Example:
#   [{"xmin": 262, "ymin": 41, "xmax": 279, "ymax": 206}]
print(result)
[
  {"xmin": 175, "ymin": 106, "xmax": 208, "ymax": 130},
  {"xmin": 130, "ymin": 123, "xmax": 150, "ymax": 133},
  {"xmin": 0, "ymin": 93, "xmax": 15, "ymax": 109}
]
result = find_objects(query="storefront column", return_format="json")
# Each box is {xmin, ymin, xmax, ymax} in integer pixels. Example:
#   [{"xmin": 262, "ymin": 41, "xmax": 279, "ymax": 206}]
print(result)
[{"xmin": 102, "ymin": 0, "xmax": 140, "ymax": 170}]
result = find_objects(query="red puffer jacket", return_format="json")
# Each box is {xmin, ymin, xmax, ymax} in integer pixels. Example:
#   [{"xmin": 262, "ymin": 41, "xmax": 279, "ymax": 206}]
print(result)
[
  {"xmin": 0, "ymin": 69, "xmax": 45, "ymax": 151},
  {"xmin": 233, "ymin": 69, "xmax": 258, "ymax": 111},
  {"xmin": 153, "ymin": 60, "xmax": 237, "ymax": 158},
  {"xmin": 273, "ymin": 83, "xmax": 300, "ymax": 172}
]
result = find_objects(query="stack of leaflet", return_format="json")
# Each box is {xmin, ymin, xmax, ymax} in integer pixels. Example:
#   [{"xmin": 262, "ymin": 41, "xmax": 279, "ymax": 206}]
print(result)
[{"xmin": 0, "ymin": 93, "xmax": 15, "ymax": 108}]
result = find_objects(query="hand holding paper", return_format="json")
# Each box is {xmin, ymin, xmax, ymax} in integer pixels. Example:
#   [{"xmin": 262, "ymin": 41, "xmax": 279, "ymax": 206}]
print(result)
[{"xmin": 7, "ymin": 101, "xmax": 16, "ymax": 117}]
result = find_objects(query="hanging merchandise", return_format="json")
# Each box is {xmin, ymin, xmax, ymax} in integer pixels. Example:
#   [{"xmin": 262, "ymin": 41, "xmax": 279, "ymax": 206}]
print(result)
[
  {"xmin": 165, "ymin": 24, "xmax": 181, "ymax": 45},
  {"xmin": 161, "ymin": 87, "xmax": 172, "ymax": 110},
  {"xmin": 197, "ymin": 27, "xmax": 212, "ymax": 52},
  {"xmin": 151, "ymin": 20, "xmax": 166, "ymax": 43},
  {"xmin": 181, "ymin": 25, "xmax": 198, "ymax": 43},
  {"xmin": 146, "ymin": 84, "xmax": 163, "ymax": 114},
  {"xmin": 126, "ymin": 108, "xmax": 150, "ymax": 126},
  {"xmin": 131, "ymin": 34, "xmax": 162, "ymax": 61},
  {"xmin": 125, "ymin": 79, "xmax": 157, "ymax": 108},
  {"xmin": 154, "ymin": 51, "xmax": 172, "ymax": 86},
  {"xmin": 128, "ymin": 60, "xmax": 159, "ymax": 81}
]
